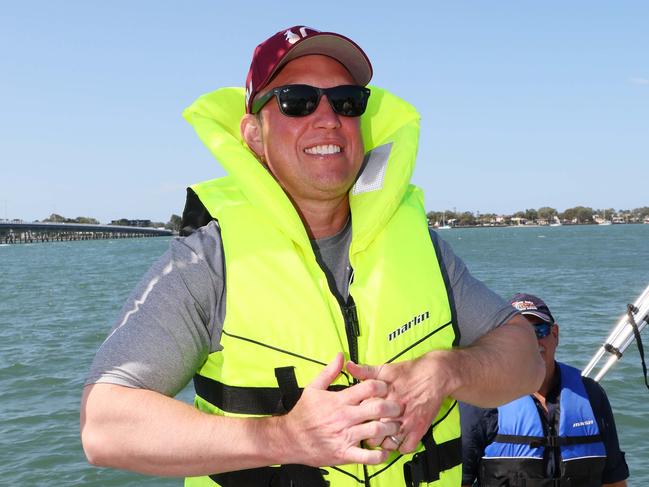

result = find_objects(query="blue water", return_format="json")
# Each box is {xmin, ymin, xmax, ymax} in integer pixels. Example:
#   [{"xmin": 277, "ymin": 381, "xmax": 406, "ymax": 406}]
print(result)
[{"xmin": 1, "ymin": 224, "xmax": 647, "ymax": 485}]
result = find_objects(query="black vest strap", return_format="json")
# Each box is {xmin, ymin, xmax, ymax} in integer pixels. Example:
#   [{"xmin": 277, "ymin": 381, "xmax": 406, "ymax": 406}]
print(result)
[
  {"xmin": 209, "ymin": 464, "xmax": 329, "ymax": 487},
  {"xmin": 193, "ymin": 373, "xmax": 346, "ymax": 415},
  {"xmin": 274, "ymin": 366, "xmax": 302, "ymax": 412},
  {"xmin": 402, "ymin": 428, "xmax": 462, "ymax": 487},
  {"xmin": 494, "ymin": 433, "xmax": 603, "ymax": 448},
  {"xmin": 481, "ymin": 445, "xmax": 606, "ymax": 487},
  {"xmin": 193, "ymin": 374, "xmax": 286, "ymax": 415},
  {"xmin": 194, "ymin": 370, "xmax": 347, "ymax": 486}
]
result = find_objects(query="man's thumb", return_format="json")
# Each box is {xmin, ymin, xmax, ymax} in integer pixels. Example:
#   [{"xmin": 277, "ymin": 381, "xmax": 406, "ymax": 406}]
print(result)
[{"xmin": 308, "ymin": 352, "xmax": 344, "ymax": 390}]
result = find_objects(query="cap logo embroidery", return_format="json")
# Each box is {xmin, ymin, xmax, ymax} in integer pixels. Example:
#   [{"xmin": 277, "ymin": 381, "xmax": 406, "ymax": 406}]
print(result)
[
  {"xmin": 284, "ymin": 27, "xmax": 315, "ymax": 45},
  {"xmin": 284, "ymin": 29, "xmax": 302, "ymax": 44},
  {"xmin": 513, "ymin": 300, "xmax": 538, "ymax": 311}
]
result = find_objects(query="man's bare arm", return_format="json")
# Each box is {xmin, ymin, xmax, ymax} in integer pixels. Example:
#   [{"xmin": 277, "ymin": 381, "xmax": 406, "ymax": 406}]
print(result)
[
  {"xmin": 439, "ymin": 314, "xmax": 544, "ymax": 406},
  {"xmin": 348, "ymin": 314, "xmax": 544, "ymax": 453},
  {"xmin": 81, "ymin": 353, "xmax": 401, "ymax": 476}
]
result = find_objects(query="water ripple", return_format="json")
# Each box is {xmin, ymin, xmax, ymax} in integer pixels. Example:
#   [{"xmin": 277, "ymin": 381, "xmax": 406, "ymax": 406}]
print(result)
[{"xmin": 3, "ymin": 227, "xmax": 648, "ymax": 484}]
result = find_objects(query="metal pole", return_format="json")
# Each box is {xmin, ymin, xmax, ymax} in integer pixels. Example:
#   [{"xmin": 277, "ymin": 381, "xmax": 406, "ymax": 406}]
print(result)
[{"xmin": 583, "ymin": 283, "xmax": 649, "ymax": 381}]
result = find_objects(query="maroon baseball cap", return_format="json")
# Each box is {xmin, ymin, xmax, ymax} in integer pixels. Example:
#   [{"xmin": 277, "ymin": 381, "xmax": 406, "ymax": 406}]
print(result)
[
  {"xmin": 244, "ymin": 26, "xmax": 373, "ymax": 113},
  {"xmin": 510, "ymin": 293, "xmax": 556, "ymax": 324}
]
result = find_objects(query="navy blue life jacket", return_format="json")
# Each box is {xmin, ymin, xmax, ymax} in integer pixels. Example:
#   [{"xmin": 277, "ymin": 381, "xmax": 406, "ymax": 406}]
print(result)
[{"xmin": 479, "ymin": 362, "xmax": 606, "ymax": 487}]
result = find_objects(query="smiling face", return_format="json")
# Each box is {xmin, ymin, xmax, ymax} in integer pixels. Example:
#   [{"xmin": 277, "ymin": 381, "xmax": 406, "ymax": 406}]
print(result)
[{"xmin": 241, "ymin": 54, "xmax": 365, "ymax": 209}]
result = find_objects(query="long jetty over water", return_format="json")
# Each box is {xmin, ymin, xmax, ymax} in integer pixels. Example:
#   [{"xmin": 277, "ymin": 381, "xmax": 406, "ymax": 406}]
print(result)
[{"xmin": 0, "ymin": 222, "xmax": 172, "ymax": 244}]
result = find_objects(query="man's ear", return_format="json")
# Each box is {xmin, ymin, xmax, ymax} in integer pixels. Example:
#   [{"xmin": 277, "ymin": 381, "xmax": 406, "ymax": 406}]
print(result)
[{"xmin": 241, "ymin": 114, "xmax": 264, "ymax": 161}]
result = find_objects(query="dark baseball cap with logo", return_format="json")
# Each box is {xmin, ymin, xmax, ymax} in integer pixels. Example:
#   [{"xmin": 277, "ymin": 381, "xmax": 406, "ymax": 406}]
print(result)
[
  {"xmin": 509, "ymin": 293, "xmax": 556, "ymax": 324},
  {"xmin": 244, "ymin": 25, "xmax": 373, "ymax": 113}
]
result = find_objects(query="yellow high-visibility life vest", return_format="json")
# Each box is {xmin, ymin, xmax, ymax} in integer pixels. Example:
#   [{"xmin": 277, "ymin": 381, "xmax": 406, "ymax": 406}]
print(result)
[{"xmin": 182, "ymin": 87, "xmax": 461, "ymax": 487}]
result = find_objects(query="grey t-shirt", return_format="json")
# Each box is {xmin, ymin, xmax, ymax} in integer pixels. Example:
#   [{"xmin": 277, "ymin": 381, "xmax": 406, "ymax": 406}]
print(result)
[{"xmin": 86, "ymin": 221, "xmax": 518, "ymax": 396}]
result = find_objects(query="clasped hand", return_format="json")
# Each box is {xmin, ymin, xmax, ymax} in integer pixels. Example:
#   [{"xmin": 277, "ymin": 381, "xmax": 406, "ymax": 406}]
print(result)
[
  {"xmin": 347, "ymin": 352, "xmax": 448, "ymax": 454},
  {"xmin": 282, "ymin": 352, "xmax": 447, "ymax": 466},
  {"xmin": 280, "ymin": 352, "xmax": 401, "ymax": 467}
]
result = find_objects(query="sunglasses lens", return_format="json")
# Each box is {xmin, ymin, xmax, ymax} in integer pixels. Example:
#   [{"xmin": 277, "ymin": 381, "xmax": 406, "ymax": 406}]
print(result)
[
  {"xmin": 275, "ymin": 85, "xmax": 369, "ymax": 117},
  {"xmin": 534, "ymin": 323, "xmax": 551, "ymax": 339},
  {"xmin": 277, "ymin": 85, "xmax": 319, "ymax": 116},
  {"xmin": 328, "ymin": 86, "xmax": 369, "ymax": 116}
]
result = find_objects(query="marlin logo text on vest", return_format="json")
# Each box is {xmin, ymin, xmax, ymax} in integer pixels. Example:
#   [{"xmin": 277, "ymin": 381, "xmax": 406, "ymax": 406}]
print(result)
[
  {"xmin": 388, "ymin": 311, "xmax": 430, "ymax": 341},
  {"xmin": 572, "ymin": 419, "xmax": 594, "ymax": 428}
]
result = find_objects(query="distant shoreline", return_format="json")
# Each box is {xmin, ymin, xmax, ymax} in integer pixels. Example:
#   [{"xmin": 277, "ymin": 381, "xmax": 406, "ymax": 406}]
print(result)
[{"xmin": 431, "ymin": 222, "xmax": 648, "ymax": 229}]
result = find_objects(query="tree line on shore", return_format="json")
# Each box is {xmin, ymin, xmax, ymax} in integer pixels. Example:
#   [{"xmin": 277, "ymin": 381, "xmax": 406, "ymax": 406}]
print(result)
[
  {"xmin": 17, "ymin": 206, "xmax": 649, "ymax": 233},
  {"xmin": 427, "ymin": 206, "xmax": 649, "ymax": 227}
]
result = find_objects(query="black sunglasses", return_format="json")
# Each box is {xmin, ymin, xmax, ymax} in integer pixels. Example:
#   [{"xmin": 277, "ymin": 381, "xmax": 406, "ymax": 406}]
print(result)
[
  {"xmin": 533, "ymin": 322, "xmax": 553, "ymax": 339},
  {"xmin": 251, "ymin": 84, "xmax": 371, "ymax": 117}
]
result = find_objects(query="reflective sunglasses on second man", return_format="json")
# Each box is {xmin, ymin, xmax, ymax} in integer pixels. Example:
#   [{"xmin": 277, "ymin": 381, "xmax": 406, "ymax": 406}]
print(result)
[
  {"xmin": 251, "ymin": 84, "xmax": 371, "ymax": 117},
  {"xmin": 533, "ymin": 322, "xmax": 554, "ymax": 339}
]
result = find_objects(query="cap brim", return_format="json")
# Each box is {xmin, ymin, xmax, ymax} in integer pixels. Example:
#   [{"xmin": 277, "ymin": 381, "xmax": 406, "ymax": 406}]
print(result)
[
  {"xmin": 521, "ymin": 310, "xmax": 554, "ymax": 323},
  {"xmin": 270, "ymin": 33, "xmax": 372, "ymax": 86}
]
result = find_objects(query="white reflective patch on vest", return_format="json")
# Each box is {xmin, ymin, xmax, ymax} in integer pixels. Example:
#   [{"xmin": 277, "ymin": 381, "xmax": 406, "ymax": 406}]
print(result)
[
  {"xmin": 482, "ymin": 455, "xmax": 543, "ymax": 460},
  {"xmin": 563, "ymin": 455, "xmax": 607, "ymax": 461},
  {"xmin": 352, "ymin": 143, "xmax": 392, "ymax": 195}
]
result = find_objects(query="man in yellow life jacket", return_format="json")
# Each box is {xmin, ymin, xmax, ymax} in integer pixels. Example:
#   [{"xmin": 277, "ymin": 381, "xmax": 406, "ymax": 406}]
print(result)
[{"xmin": 81, "ymin": 26, "xmax": 544, "ymax": 486}]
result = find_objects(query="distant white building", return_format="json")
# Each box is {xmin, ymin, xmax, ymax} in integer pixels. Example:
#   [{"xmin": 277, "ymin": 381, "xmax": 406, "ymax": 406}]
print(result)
[{"xmin": 511, "ymin": 217, "xmax": 527, "ymax": 226}]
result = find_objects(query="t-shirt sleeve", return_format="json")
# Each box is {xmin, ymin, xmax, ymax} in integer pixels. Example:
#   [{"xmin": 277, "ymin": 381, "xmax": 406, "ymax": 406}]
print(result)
[
  {"xmin": 460, "ymin": 402, "xmax": 498, "ymax": 486},
  {"xmin": 84, "ymin": 221, "xmax": 226, "ymax": 396},
  {"xmin": 431, "ymin": 229, "xmax": 519, "ymax": 346},
  {"xmin": 583, "ymin": 378, "xmax": 630, "ymax": 483}
]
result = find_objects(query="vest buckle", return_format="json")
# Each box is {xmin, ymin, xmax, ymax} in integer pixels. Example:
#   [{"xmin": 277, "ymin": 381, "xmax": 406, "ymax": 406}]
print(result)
[{"xmin": 403, "ymin": 449, "xmax": 440, "ymax": 487}]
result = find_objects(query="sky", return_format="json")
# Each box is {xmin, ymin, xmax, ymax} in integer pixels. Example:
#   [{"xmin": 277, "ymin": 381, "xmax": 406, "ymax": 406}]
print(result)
[{"xmin": 1, "ymin": 1, "xmax": 647, "ymax": 223}]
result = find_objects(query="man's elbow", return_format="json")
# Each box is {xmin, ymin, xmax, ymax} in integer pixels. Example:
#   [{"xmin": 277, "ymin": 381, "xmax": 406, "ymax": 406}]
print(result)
[
  {"xmin": 81, "ymin": 425, "xmax": 111, "ymax": 467},
  {"xmin": 80, "ymin": 385, "xmax": 120, "ymax": 468}
]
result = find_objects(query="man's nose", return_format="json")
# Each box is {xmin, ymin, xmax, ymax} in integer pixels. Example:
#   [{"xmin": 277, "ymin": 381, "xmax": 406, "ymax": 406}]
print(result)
[{"xmin": 311, "ymin": 95, "xmax": 342, "ymax": 129}]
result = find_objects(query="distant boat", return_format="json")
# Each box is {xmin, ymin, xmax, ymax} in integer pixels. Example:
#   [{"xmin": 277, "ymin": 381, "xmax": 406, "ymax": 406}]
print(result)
[
  {"xmin": 599, "ymin": 209, "xmax": 612, "ymax": 226},
  {"xmin": 438, "ymin": 211, "xmax": 451, "ymax": 229},
  {"xmin": 549, "ymin": 215, "xmax": 562, "ymax": 227}
]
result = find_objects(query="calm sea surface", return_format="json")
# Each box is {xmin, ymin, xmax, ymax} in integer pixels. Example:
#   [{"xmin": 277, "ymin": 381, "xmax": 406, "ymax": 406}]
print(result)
[{"xmin": 1, "ymin": 224, "xmax": 648, "ymax": 485}]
